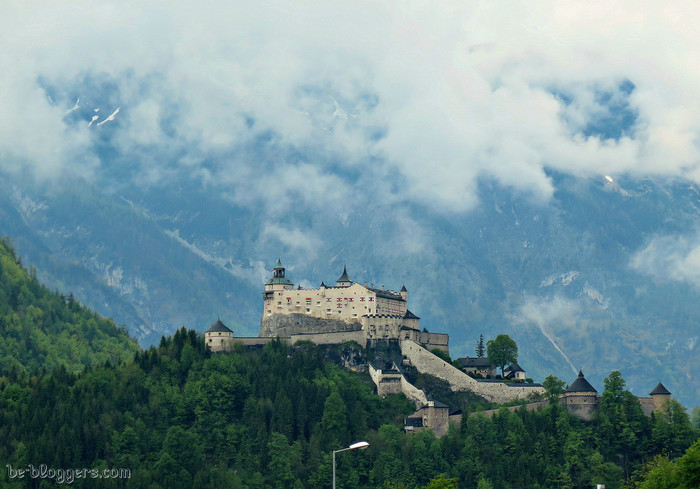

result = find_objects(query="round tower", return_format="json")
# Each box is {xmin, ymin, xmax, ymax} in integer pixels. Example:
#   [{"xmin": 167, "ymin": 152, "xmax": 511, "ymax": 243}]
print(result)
[
  {"xmin": 649, "ymin": 382, "xmax": 671, "ymax": 412},
  {"xmin": 205, "ymin": 319, "xmax": 234, "ymax": 352},
  {"xmin": 563, "ymin": 370, "xmax": 598, "ymax": 421}
]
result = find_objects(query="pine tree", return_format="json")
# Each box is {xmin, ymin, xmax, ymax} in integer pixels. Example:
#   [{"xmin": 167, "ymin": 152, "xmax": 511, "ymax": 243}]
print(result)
[{"xmin": 476, "ymin": 334, "xmax": 485, "ymax": 358}]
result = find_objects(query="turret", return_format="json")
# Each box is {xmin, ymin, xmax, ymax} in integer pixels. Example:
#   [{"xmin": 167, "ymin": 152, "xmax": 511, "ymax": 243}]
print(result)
[
  {"xmin": 336, "ymin": 265, "xmax": 352, "ymax": 287},
  {"xmin": 649, "ymin": 383, "xmax": 671, "ymax": 412},
  {"xmin": 563, "ymin": 370, "xmax": 599, "ymax": 421},
  {"xmin": 205, "ymin": 319, "xmax": 234, "ymax": 352},
  {"xmin": 265, "ymin": 258, "xmax": 294, "ymax": 293},
  {"xmin": 400, "ymin": 285, "xmax": 407, "ymax": 301}
]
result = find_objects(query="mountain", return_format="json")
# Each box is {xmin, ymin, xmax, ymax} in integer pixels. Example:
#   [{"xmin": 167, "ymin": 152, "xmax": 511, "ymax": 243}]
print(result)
[
  {"xmin": 0, "ymin": 235, "xmax": 138, "ymax": 374},
  {"xmin": 1, "ymin": 169, "xmax": 699, "ymax": 406}
]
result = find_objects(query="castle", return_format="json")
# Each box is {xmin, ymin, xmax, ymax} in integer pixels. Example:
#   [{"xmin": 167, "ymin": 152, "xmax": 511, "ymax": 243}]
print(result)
[
  {"xmin": 205, "ymin": 261, "xmax": 546, "ymax": 427},
  {"xmin": 258, "ymin": 260, "xmax": 448, "ymax": 351}
]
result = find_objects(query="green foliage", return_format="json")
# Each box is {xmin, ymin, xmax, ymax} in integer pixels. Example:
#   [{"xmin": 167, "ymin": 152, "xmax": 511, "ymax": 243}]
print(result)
[
  {"xmin": 486, "ymin": 334, "xmax": 518, "ymax": 376},
  {"xmin": 430, "ymin": 348, "xmax": 451, "ymax": 363},
  {"xmin": 0, "ymin": 236, "xmax": 139, "ymax": 376},
  {"xmin": 1, "ymin": 331, "xmax": 698, "ymax": 489},
  {"xmin": 543, "ymin": 375, "xmax": 566, "ymax": 402},
  {"xmin": 475, "ymin": 334, "xmax": 485, "ymax": 358}
]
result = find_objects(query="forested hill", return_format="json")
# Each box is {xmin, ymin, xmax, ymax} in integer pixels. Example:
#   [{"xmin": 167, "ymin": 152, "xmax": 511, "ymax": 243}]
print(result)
[
  {"xmin": 0, "ymin": 236, "xmax": 139, "ymax": 375},
  {"xmin": 1, "ymin": 331, "xmax": 698, "ymax": 489}
]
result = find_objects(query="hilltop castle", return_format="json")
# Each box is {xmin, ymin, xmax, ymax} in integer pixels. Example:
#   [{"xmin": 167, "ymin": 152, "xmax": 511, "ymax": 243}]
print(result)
[
  {"xmin": 258, "ymin": 260, "xmax": 448, "ymax": 352},
  {"xmin": 205, "ymin": 260, "xmax": 546, "ymax": 418}
]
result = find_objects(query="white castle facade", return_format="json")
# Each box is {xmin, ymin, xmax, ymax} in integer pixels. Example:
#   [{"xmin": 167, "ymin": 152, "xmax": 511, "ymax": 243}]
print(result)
[{"xmin": 259, "ymin": 260, "xmax": 449, "ymax": 352}]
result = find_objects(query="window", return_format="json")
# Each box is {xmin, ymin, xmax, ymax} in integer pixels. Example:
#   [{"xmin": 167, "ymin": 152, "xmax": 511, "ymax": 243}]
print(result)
[
  {"xmin": 306, "ymin": 308, "xmax": 311, "ymax": 313},
  {"xmin": 326, "ymin": 298, "xmax": 332, "ymax": 302},
  {"xmin": 369, "ymin": 297, "xmax": 374, "ymax": 302},
  {"xmin": 360, "ymin": 297, "xmax": 365, "ymax": 302}
]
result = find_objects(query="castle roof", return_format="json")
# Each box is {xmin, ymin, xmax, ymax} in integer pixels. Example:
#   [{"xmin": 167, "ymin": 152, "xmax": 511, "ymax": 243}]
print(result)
[
  {"xmin": 266, "ymin": 276, "xmax": 293, "ymax": 285},
  {"xmin": 367, "ymin": 287, "xmax": 405, "ymax": 301},
  {"xmin": 456, "ymin": 357, "xmax": 492, "ymax": 368},
  {"xmin": 400, "ymin": 285, "xmax": 407, "ymax": 292},
  {"xmin": 206, "ymin": 319, "xmax": 233, "ymax": 334},
  {"xmin": 506, "ymin": 363, "xmax": 525, "ymax": 373},
  {"xmin": 274, "ymin": 258, "xmax": 284, "ymax": 270},
  {"xmin": 403, "ymin": 309, "xmax": 420, "ymax": 320},
  {"xmin": 566, "ymin": 370, "xmax": 597, "ymax": 393},
  {"xmin": 649, "ymin": 383, "xmax": 671, "ymax": 396},
  {"xmin": 337, "ymin": 265, "xmax": 352, "ymax": 284},
  {"xmin": 423, "ymin": 400, "xmax": 449, "ymax": 409}
]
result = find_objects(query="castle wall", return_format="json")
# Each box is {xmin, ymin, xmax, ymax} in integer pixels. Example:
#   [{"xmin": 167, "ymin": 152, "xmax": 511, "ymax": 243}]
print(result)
[
  {"xmin": 289, "ymin": 330, "xmax": 366, "ymax": 347},
  {"xmin": 401, "ymin": 375, "xmax": 429, "ymax": 407},
  {"xmin": 260, "ymin": 313, "xmax": 362, "ymax": 337},
  {"xmin": 368, "ymin": 364, "xmax": 403, "ymax": 397},
  {"xmin": 417, "ymin": 332, "xmax": 449, "ymax": 354},
  {"xmin": 563, "ymin": 393, "xmax": 599, "ymax": 421},
  {"xmin": 400, "ymin": 340, "xmax": 545, "ymax": 403}
]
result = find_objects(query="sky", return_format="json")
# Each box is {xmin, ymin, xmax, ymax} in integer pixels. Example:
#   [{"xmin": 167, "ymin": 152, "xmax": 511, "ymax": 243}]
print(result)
[{"xmin": 1, "ymin": 1, "xmax": 699, "ymax": 216}]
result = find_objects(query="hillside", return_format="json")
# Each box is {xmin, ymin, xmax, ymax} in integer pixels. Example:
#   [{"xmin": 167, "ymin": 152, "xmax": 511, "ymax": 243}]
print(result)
[
  {"xmin": 0, "ymin": 334, "xmax": 697, "ymax": 489},
  {"xmin": 0, "ymin": 236, "xmax": 139, "ymax": 375}
]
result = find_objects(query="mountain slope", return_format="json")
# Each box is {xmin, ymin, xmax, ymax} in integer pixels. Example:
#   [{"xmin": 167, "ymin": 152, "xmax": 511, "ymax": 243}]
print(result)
[{"xmin": 0, "ymin": 236, "xmax": 139, "ymax": 374}]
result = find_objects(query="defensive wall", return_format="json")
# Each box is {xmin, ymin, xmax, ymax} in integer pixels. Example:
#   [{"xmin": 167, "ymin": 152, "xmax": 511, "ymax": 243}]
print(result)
[
  {"xmin": 368, "ymin": 362, "xmax": 429, "ymax": 407},
  {"xmin": 400, "ymin": 340, "xmax": 546, "ymax": 404}
]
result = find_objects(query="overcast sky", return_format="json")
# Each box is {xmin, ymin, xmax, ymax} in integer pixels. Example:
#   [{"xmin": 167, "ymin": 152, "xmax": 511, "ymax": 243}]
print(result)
[{"xmin": 2, "ymin": 1, "xmax": 700, "ymax": 213}]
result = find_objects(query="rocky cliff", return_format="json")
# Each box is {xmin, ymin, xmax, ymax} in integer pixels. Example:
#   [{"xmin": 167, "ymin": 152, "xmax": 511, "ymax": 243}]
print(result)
[{"xmin": 259, "ymin": 313, "xmax": 362, "ymax": 337}]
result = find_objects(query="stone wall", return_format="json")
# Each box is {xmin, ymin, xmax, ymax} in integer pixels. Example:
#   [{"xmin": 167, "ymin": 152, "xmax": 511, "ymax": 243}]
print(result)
[
  {"xmin": 638, "ymin": 397, "xmax": 656, "ymax": 417},
  {"xmin": 289, "ymin": 330, "xmax": 366, "ymax": 347},
  {"xmin": 400, "ymin": 340, "xmax": 545, "ymax": 403},
  {"xmin": 417, "ymin": 332, "xmax": 450, "ymax": 354},
  {"xmin": 260, "ymin": 313, "xmax": 362, "ymax": 337},
  {"xmin": 401, "ymin": 374, "xmax": 429, "ymax": 407}
]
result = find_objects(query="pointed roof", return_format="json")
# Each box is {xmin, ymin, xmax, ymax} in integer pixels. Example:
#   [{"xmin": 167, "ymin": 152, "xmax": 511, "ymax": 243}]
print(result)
[
  {"xmin": 566, "ymin": 370, "xmax": 597, "ymax": 393},
  {"xmin": 320, "ymin": 281, "xmax": 326, "ymax": 287},
  {"xmin": 274, "ymin": 258, "xmax": 284, "ymax": 269},
  {"xmin": 336, "ymin": 265, "xmax": 352, "ymax": 284},
  {"xmin": 650, "ymin": 383, "xmax": 671, "ymax": 396},
  {"xmin": 403, "ymin": 309, "xmax": 420, "ymax": 320},
  {"xmin": 206, "ymin": 319, "xmax": 233, "ymax": 334},
  {"xmin": 506, "ymin": 363, "xmax": 525, "ymax": 373},
  {"xmin": 400, "ymin": 285, "xmax": 407, "ymax": 292}
]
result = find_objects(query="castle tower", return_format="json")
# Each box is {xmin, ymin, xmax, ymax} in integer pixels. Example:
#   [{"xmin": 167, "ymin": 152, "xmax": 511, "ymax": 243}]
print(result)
[
  {"xmin": 336, "ymin": 265, "xmax": 352, "ymax": 287},
  {"xmin": 649, "ymin": 382, "xmax": 671, "ymax": 412},
  {"xmin": 265, "ymin": 259, "xmax": 294, "ymax": 293},
  {"xmin": 563, "ymin": 370, "xmax": 599, "ymax": 421},
  {"xmin": 205, "ymin": 319, "xmax": 234, "ymax": 352},
  {"xmin": 400, "ymin": 285, "xmax": 407, "ymax": 301}
]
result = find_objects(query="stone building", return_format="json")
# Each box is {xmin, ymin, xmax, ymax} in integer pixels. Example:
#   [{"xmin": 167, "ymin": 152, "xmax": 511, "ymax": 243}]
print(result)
[
  {"xmin": 205, "ymin": 319, "xmax": 234, "ymax": 352},
  {"xmin": 404, "ymin": 400, "xmax": 463, "ymax": 438},
  {"xmin": 259, "ymin": 260, "xmax": 449, "ymax": 353}
]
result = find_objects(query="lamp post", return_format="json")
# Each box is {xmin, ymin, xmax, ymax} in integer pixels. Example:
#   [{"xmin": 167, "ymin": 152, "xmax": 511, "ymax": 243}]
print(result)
[{"xmin": 332, "ymin": 441, "xmax": 369, "ymax": 489}]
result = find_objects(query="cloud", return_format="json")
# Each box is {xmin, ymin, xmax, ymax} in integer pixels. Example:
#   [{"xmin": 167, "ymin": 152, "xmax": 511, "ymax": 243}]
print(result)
[
  {"xmin": 631, "ymin": 232, "xmax": 700, "ymax": 287},
  {"xmin": 2, "ymin": 1, "xmax": 700, "ymax": 212}
]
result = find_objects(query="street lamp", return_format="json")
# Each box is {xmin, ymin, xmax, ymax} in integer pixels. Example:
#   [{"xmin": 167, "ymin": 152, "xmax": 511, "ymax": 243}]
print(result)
[{"xmin": 332, "ymin": 441, "xmax": 369, "ymax": 489}]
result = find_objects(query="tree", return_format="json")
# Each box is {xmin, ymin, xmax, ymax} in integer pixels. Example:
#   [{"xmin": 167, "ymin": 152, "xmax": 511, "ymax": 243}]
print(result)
[
  {"xmin": 486, "ymin": 335, "xmax": 518, "ymax": 377},
  {"xmin": 475, "ymin": 334, "xmax": 485, "ymax": 358},
  {"xmin": 543, "ymin": 375, "xmax": 566, "ymax": 402}
]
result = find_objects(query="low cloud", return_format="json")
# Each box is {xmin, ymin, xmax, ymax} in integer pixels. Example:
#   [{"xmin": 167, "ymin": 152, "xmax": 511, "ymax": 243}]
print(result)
[
  {"xmin": 2, "ymin": 1, "xmax": 700, "ymax": 213},
  {"xmin": 631, "ymin": 233, "xmax": 700, "ymax": 287}
]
